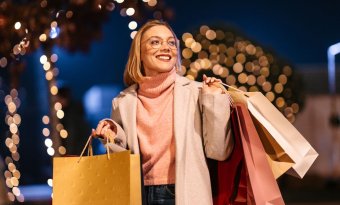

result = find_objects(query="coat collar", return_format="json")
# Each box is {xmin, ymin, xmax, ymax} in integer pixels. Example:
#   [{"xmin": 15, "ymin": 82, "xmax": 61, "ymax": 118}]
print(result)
[{"xmin": 119, "ymin": 74, "xmax": 191, "ymax": 96}]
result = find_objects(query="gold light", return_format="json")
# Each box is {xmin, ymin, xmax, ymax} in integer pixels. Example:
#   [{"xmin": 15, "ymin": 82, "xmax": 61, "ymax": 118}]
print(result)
[
  {"xmin": 42, "ymin": 116, "xmax": 50, "ymax": 124},
  {"xmin": 147, "ymin": 0, "xmax": 157, "ymax": 7},
  {"xmin": 56, "ymin": 110, "xmax": 64, "ymax": 119},
  {"xmin": 60, "ymin": 129, "xmax": 68, "ymax": 138},
  {"xmin": 58, "ymin": 146, "xmax": 66, "ymax": 155},
  {"xmin": 191, "ymin": 42, "xmax": 202, "ymax": 53},
  {"xmin": 42, "ymin": 128, "xmax": 50, "ymax": 137},
  {"xmin": 40, "ymin": 55, "xmax": 47, "ymax": 64},
  {"xmin": 180, "ymin": 25, "xmax": 302, "ymax": 122},
  {"xmin": 54, "ymin": 102, "xmax": 62, "ymax": 111},
  {"xmin": 45, "ymin": 71, "xmax": 53, "ymax": 80},
  {"xmin": 50, "ymin": 86, "xmax": 58, "ymax": 95},
  {"xmin": 233, "ymin": 62, "xmax": 243, "ymax": 73},
  {"xmin": 182, "ymin": 33, "xmax": 193, "ymax": 42},
  {"xmin": 205, "ymin": 30, "xmax": 216, "ymax": 40},
  {"xmin": 182, "ymin": 48, "xmax": 193, "ymax": 59},
  {"xmin": 266, "ymin": 91, "xmax": 275, "ymax": 102},
  {"xmin": 184, "ymin": 38, "xmax": 195, "ymax": 48}
]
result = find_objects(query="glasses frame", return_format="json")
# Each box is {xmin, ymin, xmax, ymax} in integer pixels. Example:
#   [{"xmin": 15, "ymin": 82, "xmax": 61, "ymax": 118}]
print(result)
[{"xmin": 142, "ymin": 36, "xmax": 178, "ymax": 50}]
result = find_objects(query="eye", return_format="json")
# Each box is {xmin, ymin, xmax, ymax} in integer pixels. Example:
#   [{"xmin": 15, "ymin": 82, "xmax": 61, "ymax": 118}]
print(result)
[
  {"xmin": 150, "ymin": 39, "xmax": 161, "ymax": 46},
  {"xmin": 168, "ymin": 40, "xmax": 176, "ymax": 47}
]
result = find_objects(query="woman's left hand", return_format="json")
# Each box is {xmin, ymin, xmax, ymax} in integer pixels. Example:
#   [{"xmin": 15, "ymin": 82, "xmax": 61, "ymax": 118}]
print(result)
[{"xmin": 202, "ymin": 74, "xmax": 223, "ymax": 94}]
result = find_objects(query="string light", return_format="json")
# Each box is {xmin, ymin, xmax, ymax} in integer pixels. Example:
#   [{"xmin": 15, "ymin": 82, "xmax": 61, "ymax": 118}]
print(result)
[
  {"xmin": 40, "ymin": 53, "xmax": 70, "ymax": 158},
  {"xmin": 128, "ymin": 21, "xmax": 137, "ymax": 30},
  {"xmin": 181, "ymin": 25, "xmax": 304, "ymax": 122},
  {"xmin": 0, "ymin": 0, "xmax": 171, "ymax": 200},
  {"xmin": 4, "ymin": 89, "xmax": 24, "ymax": 202},
  {"xmin": 126, "ymin": 8, "xmax": 135, "ymax": 16},
  {"xmin": 109, "ymin": 0, "xmax": 170, "ymax": 39}
]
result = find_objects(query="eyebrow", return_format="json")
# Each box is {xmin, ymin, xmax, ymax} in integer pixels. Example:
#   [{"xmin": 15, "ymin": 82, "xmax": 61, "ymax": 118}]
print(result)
[{"xmin": 147, "ymin": 36, "xmax": 175, "ymax": 40}]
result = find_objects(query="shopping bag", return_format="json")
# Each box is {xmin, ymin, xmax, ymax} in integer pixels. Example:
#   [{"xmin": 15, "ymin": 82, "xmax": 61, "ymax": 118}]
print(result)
[
  {"xmin": 222, "ymin": 83, "xmax": 318, "ymax": 179},
  {"xmin": 232, "ymin": 103, "xmax": 285, "ymax": 205},
  {"xmin": 251, "ymin": 116, "xmax": 295, "ymax": 179},
  {"xmin": 209, "ymin": 103, "xmax": 284, "ymax": 205},
  {"xmin": 220, "ymin": 85, "xmax": 296, "ymax": 178},
  {"xmin": 207, "ymin": 105, "xmax": 247, "ymax": 205},
  {"xmin": 246, "ymin": 92, "xmax": 318, "ymax": 178},
  {"xmin": 53, "ymin": 135, "xmax": 141, "ymax": 205}
]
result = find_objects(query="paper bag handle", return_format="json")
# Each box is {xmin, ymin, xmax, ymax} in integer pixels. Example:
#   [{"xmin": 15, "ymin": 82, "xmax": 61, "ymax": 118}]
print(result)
[
  {"xmin": 219, "ymin": 82, "xmax": 249, "ymax": 97},
  {"xmin": 77, "ymin": 133, "xmax": 114, "ymax": 163}
]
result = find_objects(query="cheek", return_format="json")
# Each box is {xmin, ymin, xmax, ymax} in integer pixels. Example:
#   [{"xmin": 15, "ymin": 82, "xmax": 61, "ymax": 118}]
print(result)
[
  {"xmin": 172, "ymin": 52, "xmax": 178, "ymax": 63},
  {"xmin": 141, "ymin": 49, "xmax": 156, "ymax": 61}
]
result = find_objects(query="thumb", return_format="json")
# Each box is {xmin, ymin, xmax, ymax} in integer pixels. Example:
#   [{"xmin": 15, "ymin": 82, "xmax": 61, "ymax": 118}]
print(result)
[{"xmin": 91, "ymin": 129, "xmax": 96, "ymax": 136}]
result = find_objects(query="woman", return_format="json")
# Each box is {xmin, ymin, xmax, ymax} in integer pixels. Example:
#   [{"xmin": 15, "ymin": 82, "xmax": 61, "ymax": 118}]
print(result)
[{"xmin": 93, "ymin": 19, "xmax": 233, "ymax": 205}]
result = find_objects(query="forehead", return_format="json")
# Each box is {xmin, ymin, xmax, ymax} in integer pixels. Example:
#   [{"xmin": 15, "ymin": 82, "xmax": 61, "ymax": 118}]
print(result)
[{"xmin": 142, "ymin": 25, "xmax": 174, "ymax": 40}]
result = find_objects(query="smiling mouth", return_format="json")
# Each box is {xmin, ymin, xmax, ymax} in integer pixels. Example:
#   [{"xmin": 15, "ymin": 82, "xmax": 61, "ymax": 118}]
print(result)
[{"xmin": 156, "ymin": 55, "xmax": 171, "ymax": 61}]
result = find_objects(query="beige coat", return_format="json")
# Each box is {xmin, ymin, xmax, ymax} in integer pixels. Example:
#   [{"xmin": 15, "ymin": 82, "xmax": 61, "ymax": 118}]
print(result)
[{"xmin": 106, "ymin": 75, "xmax": 233, "ymax": 205}]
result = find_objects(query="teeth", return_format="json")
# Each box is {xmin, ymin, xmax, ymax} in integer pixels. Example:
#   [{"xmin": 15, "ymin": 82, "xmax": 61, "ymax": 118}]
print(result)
[{"xmin": 157, "ymin": 56, "xmax": 170, "ymax": 60}]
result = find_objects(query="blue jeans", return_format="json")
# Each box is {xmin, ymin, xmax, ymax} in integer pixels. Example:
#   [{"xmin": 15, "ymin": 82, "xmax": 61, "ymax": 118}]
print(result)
[{"xmin": 144, "ymin": 184, "xmax": 175, "ymax": 205}]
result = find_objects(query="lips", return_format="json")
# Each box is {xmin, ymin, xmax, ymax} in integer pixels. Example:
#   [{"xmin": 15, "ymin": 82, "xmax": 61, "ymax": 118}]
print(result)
[{"xmin": 156, "ymin": 54, "xmax": 171, "ymax": 61}]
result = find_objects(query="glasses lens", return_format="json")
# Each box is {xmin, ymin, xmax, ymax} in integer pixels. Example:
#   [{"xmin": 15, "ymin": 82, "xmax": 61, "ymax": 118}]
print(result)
[
  {"xmin": 148, "ymin": 38, "xmax": 177, "ymax": 49},
  {"xmin": 167, "ymin": 40, "xmax": 177, "ymax": 49}
]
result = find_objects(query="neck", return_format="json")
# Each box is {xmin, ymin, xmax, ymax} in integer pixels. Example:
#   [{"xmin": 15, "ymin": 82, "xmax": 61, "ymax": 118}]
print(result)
[{"xmin": 138, "ymin": 68, "xmax": 176, "ymax": 98}]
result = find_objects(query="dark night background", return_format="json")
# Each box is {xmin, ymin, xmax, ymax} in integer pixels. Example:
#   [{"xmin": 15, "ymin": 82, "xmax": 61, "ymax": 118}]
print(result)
[
  {"xmin": 50, "ymin": 0, "xmax": 340, "ymax": 101},
  {"xmin": 1, "ymin": 0, "xmax": 340, "ymax": 203}
]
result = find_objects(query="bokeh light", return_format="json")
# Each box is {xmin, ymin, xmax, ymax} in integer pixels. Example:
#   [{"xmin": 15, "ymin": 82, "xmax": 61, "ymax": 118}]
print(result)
[{"xmin": 180, "ymin": 25, "xmax": 304, "ymax": 122}]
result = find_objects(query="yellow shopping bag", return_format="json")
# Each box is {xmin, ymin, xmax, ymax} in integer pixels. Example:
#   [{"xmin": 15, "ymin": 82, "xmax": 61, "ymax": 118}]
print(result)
[{"xmin": 53, "ymin": 136, "xmax": 141, "ymax": 205}]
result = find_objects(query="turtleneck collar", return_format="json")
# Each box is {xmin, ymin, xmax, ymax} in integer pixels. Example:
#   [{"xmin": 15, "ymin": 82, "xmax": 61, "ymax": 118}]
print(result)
[{"xmin": 138, "ymin": 68, "xmax": 176, "ymax": 98}]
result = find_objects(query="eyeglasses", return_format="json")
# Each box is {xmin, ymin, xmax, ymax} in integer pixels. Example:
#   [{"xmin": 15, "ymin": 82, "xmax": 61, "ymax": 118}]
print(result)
[{"xmin": 143, "ymin": 37, "xmax": 178, "ymax": 50}]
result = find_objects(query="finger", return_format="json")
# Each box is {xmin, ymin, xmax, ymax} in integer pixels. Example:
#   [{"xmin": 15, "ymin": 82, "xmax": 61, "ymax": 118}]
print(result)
[
  {"xmin": 205, "ymin": 77, "xmax": 211, "ymax": 84},
  {"xmin": 92, "ymin": 129, "xmax": 104, "ymax": 139},
  {"xmin": 100, "ymin": 125, "xmax": 110, "ymax": 135},
  {"xmin": 203, "ymin": 74, "xmax": 207, "ymax": 80},
  {"xmin": 211, "ymin": 77, "xmax": 221, "ymax": 83},
  {"xmin": 96, "ymin": 121, "xmax": 105, "ymax": 135}
]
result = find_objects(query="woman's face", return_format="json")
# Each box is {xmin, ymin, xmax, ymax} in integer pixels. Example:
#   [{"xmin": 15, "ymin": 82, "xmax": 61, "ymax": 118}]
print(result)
[{"xmin": 140, "ymin": 25, "xmax": 178, "ymax": 76}]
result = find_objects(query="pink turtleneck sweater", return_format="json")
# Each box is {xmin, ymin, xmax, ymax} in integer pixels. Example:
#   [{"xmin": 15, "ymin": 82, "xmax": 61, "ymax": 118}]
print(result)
[{"xmin": 137, "ymin": 68, "xmax": 176, "ymax": 186}]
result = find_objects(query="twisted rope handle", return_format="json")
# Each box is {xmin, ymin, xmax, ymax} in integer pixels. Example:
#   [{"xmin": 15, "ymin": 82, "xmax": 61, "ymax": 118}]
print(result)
[
  {"xmin": 219, "ymin": 82, "xmax": 249, "ymax": 97},
  {"xmin": 77, "ymin": 132, "xmax": 114, "ymax": 163}
]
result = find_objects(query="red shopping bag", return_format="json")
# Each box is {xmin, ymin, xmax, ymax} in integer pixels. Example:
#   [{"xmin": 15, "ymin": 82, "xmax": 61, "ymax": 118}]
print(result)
[{"xmin": 209, "ymin": 103, "xmax": 285, "ymax": 205}]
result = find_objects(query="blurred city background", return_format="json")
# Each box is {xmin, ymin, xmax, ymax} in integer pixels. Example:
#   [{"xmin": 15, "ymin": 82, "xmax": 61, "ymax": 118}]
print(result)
[{"xmin": 0, "ymin": 0, "xmax": 340, "ymax": 204}]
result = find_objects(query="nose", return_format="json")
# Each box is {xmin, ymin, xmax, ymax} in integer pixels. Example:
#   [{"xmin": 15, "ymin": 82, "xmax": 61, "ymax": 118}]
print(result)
[{"xmin": 159, "ymin": 41, "xmax": 171, "ymax": 51}]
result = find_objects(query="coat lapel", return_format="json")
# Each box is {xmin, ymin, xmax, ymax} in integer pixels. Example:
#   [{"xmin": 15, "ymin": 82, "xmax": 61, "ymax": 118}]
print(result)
[
  {"xmin": 118, "ymin": 84, "xmax": 140, "ymax": 153},
  {"xmin": 174, "ymin": 75, "xmax": 192, "ymax": 157}
]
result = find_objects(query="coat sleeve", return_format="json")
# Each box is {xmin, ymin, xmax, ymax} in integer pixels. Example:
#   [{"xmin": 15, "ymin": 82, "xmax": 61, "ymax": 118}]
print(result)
[
  {"xmin": 200, "ymin": 92, "xmax": 234, "ymax": 161},
  {"xmin": 100, "ymin": 98, "xmax": 128, "ymax": 152}
]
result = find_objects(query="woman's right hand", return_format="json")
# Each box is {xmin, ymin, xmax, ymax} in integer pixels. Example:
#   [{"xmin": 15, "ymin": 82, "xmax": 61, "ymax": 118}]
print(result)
[{"xmin": 92, "ymin": 120, "xmax": 116, "ymax": 141}]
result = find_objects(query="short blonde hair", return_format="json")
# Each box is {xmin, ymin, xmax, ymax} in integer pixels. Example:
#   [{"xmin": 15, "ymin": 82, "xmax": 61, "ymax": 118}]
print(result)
[{"xmin": 123, "ymin": 19, "xmax": 181, "ymax": 86}]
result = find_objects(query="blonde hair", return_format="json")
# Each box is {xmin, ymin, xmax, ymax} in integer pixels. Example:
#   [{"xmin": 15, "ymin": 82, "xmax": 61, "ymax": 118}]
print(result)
[{"xmin": 123, "ymin": 19, "xmax": 181, "ymax": 86}]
